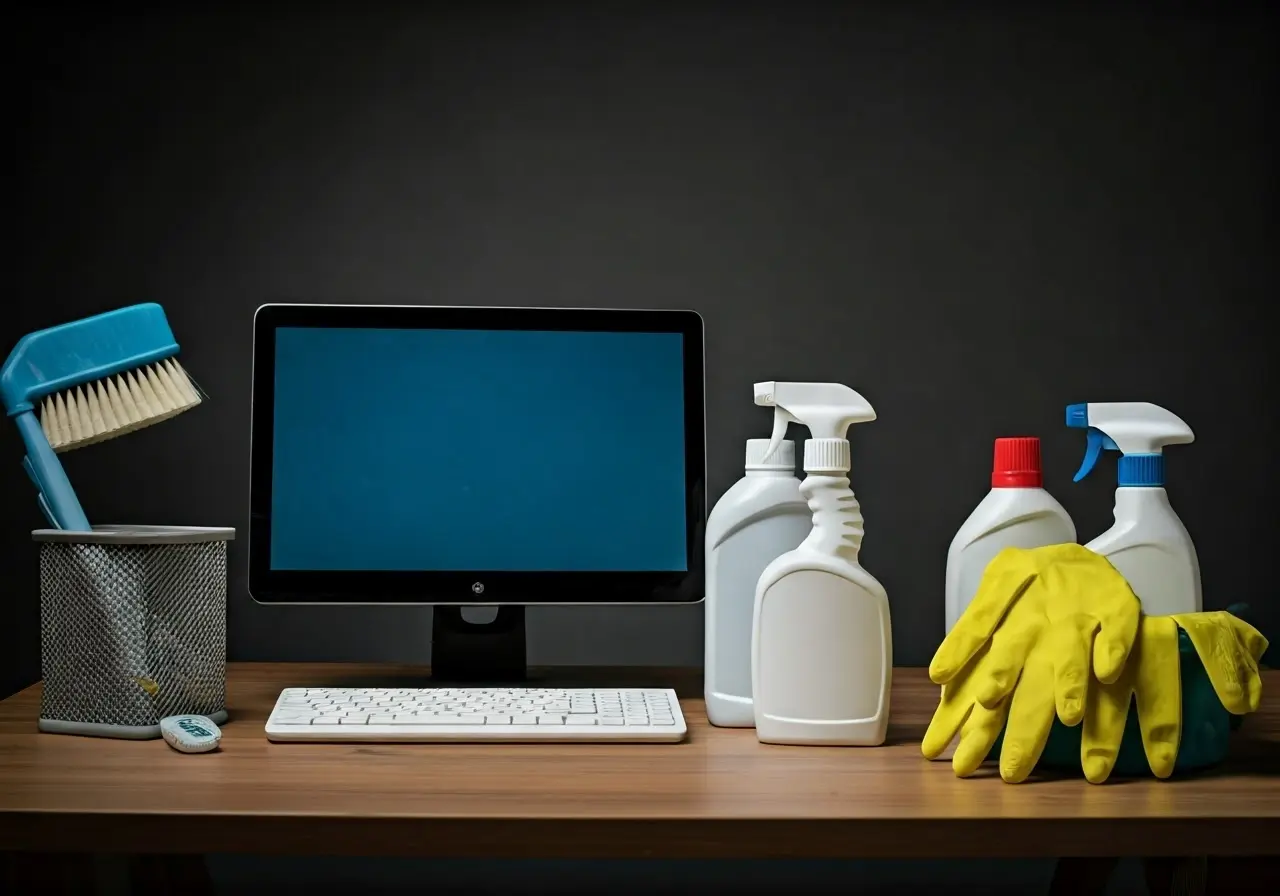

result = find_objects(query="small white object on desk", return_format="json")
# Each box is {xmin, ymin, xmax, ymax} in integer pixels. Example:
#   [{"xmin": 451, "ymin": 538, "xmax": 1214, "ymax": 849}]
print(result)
[{"xmin": 160, "ymin": 715, "xmax": 222, "ymax": 753}]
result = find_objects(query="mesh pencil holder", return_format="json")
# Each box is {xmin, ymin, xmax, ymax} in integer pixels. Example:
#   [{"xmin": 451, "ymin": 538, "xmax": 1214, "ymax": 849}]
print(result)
[{"xmin": 34, "ymin": 525, "xmax": 234, "ymax": 739}]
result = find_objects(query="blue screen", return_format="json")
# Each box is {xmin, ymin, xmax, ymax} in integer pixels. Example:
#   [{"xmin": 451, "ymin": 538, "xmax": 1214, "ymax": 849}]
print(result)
[{"xmin": 269, "ymin": 326, "xmax": 688, "ymax": 572}]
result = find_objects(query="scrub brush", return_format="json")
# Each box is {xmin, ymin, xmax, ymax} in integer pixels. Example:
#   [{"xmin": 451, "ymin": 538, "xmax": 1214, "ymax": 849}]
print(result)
[
  {"xmin": 37, "ymin": 355, "xmax": 201, "ymax": 452},
  {"xmin": 1, "ymin": 303, "xmax": 203, "ymax": 531}
]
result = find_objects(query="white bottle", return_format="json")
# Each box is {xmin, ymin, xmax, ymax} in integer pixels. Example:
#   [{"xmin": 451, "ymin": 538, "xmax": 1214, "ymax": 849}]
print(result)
[
  {"xmin": 1067, "ymin": 402, "xmax": 1201, "ymax": 616},
  {"xmin": 750, "ymin": 381, "xmax": 891, "ymax": 746},
  {"xmin": 705, "ymin": 438, "xmax": 810, "ymax": 728},
  {"xmin": 944, "ymin": 437, "xmax": 1076, "ymax": 632}
]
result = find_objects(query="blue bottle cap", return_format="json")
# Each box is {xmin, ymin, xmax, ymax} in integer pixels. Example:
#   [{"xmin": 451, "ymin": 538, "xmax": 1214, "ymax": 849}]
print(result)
[{"xmin": 1117, "ymin": 454, "xmax": 1164, "ymax": 487}]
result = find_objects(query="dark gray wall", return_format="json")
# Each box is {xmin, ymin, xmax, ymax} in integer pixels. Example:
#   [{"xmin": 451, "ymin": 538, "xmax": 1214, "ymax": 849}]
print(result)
[
  {"xmin": 5, "ymin": 5, "xmax": 1277, "ymax": 891},
  {"xmin": 10, "ymin": 4, "xmax": 1277, "ymax": 693}
]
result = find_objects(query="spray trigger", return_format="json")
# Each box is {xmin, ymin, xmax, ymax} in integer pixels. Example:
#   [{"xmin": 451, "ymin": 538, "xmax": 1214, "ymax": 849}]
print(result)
[
  {"xmin": 753, "ymin": 382, "xmax": 799, "ymax": 463},
  {"xmin": 1073, "ymin": 428, "xmax": 1119, "ymax": 482},
  {"xmin": 762, "ymin": 408, "xmax": 798, "ymax": 463}
]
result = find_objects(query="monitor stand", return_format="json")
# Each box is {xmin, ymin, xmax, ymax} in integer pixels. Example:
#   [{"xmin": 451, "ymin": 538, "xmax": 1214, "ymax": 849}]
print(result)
[{"xmin": 430, "ymin": 606, "xmax": 528, "ymax": 683}]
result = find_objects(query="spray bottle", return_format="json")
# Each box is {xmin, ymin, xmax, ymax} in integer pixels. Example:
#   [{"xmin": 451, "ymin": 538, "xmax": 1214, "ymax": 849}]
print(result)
[
  {"xmin": 1067, "ymin": 401, "xmax": 1201, "ymax": 616},
  {"xmin": 750, "ymin": 381, "xmax": 891, "ymax": 746}
]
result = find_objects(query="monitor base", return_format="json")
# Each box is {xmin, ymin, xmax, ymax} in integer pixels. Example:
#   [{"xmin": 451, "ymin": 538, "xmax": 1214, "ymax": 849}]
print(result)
[{"xmin": 430, "ymin": 606, "xmax": 528, "ymax": 683}]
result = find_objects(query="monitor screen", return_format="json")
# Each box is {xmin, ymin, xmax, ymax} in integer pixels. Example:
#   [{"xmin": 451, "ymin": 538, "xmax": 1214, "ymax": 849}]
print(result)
[
  {"xmin": 268, "ymin": 326, "xmax": 689, "ymax": 574},
  {"xmin": 248, "ymin": 305, "xmax": 705, "ymax": 605}
]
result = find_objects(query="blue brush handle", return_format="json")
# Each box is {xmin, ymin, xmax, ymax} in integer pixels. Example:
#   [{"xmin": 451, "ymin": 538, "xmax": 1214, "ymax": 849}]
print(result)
[
  {"xmin": 15, "ymin": 411, "xmax": 89, "ymax": 531},
  {"xmin": 1, "ymin": 303, "xmax": 178, "ymax": 413},
  {"xmin": 37, "ymin": 493, "xmax": 58, "ymax": 528},
  {"xmin": 22, "ymin": 456, "xmax": 59, "ymax": 528}
]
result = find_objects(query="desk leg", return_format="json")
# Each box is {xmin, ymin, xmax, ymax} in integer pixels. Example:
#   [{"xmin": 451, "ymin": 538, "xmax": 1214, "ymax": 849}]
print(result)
[
  {"xmin": 128, "ymin": 854, "xmax": 215, "ymax": 896},
  {"xmin": 2, "ymin": 851, "xmax": 97, "ymax": 893}
]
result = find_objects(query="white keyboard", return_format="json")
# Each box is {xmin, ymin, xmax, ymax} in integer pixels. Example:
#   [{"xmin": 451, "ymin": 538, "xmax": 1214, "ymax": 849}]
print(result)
[{"xmin": 265, "ymin": 686, "xmax": 688, "ymax": 743}]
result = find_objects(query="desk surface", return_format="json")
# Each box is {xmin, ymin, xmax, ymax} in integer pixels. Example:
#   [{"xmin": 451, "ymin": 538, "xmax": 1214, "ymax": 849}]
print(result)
[{"xmin": 1, "ymin": 664, "xmax": 1277, "ymax": 859}]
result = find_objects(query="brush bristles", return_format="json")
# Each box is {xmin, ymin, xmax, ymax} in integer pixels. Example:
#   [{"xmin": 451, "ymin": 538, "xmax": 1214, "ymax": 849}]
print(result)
[{"xmin": 39, "ymin": 358, "xmax": 202, "ymax": 453}]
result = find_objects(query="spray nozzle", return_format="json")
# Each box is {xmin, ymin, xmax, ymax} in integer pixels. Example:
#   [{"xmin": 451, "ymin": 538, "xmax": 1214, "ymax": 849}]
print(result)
[
  {"xmin": 1066, "ymin": 402, "xmax": 1193, "ymax": 485},
  {"xmin": 754, "ymin": 381, "xmax": 875, "ymax": 464}
]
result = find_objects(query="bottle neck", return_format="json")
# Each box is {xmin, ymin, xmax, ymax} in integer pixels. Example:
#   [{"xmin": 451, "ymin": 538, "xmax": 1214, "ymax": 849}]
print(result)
[
  {"xmin": 799, "ymin": 472, "xmax": 863, "ymax": 563},
  {"xmin": 1114, "ymin": 485, "xmax": 1171, "ymax": 516},
  {"xmin": 992, "ymin": 473, "xmax": 1042, "ymax": 488},
  {"xmin": 745, "ymin": 468, "xmax": 795, "ymax": 478}
]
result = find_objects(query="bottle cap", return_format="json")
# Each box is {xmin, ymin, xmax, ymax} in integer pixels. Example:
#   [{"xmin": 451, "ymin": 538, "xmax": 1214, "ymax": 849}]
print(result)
[
  {"xmin": 803, "ymin": 438, "xmax": 851, "ymax": 473},
  {"xmin": 746, "ymin": 438, "xmax": 795, "ymax": 471},
  {"xmin": 1118, "ymin": 454, "xmax": 1164, "ymax": 487},
  {"xmin": 992, "ymin": 437, "xmax": 1043, "ymax": 488}
]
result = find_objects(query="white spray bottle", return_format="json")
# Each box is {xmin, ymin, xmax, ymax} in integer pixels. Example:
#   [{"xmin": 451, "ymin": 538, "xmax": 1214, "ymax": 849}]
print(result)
[
  {"xmin": 1067, "ymin": 401, "xmax": 1201, "ymax": 616},
  {"xmin": 750, "ymin": 381, "xmax": 891, "ymax": 746}
]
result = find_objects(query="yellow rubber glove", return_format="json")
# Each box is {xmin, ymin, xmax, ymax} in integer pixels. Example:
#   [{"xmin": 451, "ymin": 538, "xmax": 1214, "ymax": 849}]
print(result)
[
  {"xmin": 1170, "ymin": 611, "xmax": 1269, "ymax": 714},
  {"xmin": 1080, "ymin": 611, "xmax": 1268, "ymax": 784},
  {"xmin": 1079, "ymin": 614, "xmax": 1182, "ymax": 783},
  {"xmin": 923, "ymin": 544, "xmax": 1142, "ymax": 782},
  {"xmin": 921, "ymin": 637, "xmax": 1015, "ymax": 777}
]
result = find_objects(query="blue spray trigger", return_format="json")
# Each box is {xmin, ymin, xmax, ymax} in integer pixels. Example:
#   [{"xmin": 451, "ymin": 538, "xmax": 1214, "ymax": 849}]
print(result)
[{"xmin": 1073, "ymin": 428, "xmax": 1119, "ymax": 482}]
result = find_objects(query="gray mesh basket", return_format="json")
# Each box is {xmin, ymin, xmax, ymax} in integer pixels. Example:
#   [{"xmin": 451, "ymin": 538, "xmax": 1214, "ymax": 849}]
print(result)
[{"xmin": 34, "ymin": 525, "xmax": 234, "ymax": 739}]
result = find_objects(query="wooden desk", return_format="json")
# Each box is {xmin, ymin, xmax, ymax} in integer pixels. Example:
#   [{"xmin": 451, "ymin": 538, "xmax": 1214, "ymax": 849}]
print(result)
[{"xmin": 2, "ymin": 664, "xmax": 1277, "ymax": 867}]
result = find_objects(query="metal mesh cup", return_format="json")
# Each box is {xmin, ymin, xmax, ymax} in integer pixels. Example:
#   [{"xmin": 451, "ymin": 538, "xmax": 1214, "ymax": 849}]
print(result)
[{"xmin": 34, "ymin": 525, "xmax": 234, "ymax": 739}]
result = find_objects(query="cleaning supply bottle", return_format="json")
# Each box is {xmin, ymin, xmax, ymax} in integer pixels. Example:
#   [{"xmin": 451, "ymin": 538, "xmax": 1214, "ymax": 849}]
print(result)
[
  {"xmin": 750, "ymin": 381, "xmax": 891, "ymax": 746},
  {"xmin": 704, "ymin": 439, "xmax": 811, "ymax": 727},
  {"xmin": 944, "ymin": 437, "xmax": 1075, "ymax": 633},
  {"xmin": 1067, "ymin": 402, "xmax": 1201, "ymax": 616}
]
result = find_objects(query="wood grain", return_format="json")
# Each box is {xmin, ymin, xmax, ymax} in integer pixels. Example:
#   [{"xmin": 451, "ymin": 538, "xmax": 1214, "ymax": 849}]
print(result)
[{"xmin": 1, "ymin": 664, "xmax": 1277, "ymax": 859}]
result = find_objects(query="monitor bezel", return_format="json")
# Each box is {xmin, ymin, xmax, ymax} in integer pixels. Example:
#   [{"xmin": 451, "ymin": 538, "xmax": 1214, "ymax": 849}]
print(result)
[{"xmin": 248, "ymin": 303, "xmax": 706, "ymax": 606}]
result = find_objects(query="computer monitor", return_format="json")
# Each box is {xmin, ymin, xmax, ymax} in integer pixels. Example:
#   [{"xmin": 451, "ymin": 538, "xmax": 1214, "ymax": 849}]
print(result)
[{"xmin": 248, "ymin": 304, "xmax": 706, "ymax": 682}]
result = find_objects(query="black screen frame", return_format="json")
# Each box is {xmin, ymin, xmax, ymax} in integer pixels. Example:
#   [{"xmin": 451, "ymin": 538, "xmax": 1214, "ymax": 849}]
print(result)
[{"xmin": 247, "ymin": 304, "xmax": 706, "ymax": 606}]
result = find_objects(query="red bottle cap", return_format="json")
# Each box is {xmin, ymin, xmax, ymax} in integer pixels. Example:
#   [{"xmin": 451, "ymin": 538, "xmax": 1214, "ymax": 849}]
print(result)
[{"xmin": 992, "ymin": 437, "xmax": 1043, "ymax": 488}]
